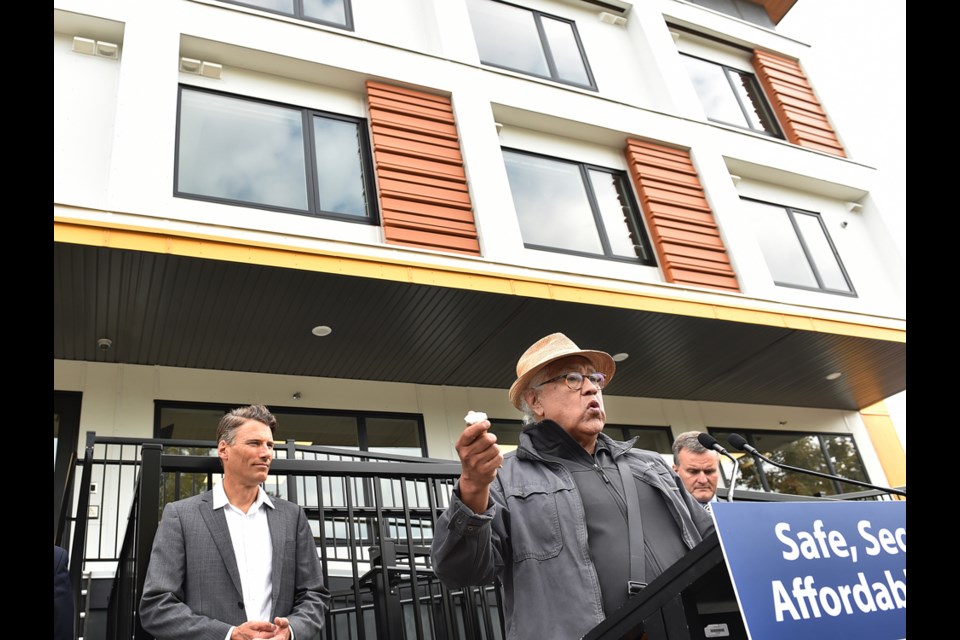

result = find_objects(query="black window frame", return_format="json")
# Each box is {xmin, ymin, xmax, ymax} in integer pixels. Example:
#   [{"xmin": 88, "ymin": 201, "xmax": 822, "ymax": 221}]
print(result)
[
  {"xmin": 680, "ymin": 52, "xmax": 783, "ymax": 138},
  {"xmin": 216, "ymin": 0, "xmax": 354, "ymax": 30},
  {"xmin": 607, "ymin": 424, "xmax": 674, "ymax": 454},
  {"xmin": 742, "ymin": 196, "xmax": 857, "ymax": 296},
  {"xmin": 707, "ymin": 428, "xmax": 870, "ymax": 497},
  {"xmin": 154, "ymin": 400, "xmax": 429, "ymax": 458},
  {"xmin": 503, "ymin": 147, "xmax": 657, "ymax": 265},
  {"xmin": 174, "ymin": 84, "xmax": 379, "ymax": 225},
  {"xmin": 467, "ymin": 0, "xmax": 598, "ymax": 90}
]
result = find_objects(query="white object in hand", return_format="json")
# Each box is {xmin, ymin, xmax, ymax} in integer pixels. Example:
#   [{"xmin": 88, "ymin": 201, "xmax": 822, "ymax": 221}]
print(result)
[{"xmin": 464, "ymin": 410, "xmax": 488, "ymax": 424}]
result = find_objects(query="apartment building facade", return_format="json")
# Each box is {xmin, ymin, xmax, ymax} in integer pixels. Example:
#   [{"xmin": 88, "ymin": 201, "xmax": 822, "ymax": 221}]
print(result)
[{"xmin": 54, "ymin": 0, "xmax": 906, "ymax": 577}]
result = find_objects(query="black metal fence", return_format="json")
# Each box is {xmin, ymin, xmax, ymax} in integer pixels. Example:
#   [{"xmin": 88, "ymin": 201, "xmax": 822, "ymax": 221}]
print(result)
[{"xmin": 61, "ymin": 434, "xmax": 504, "ymax": 640}]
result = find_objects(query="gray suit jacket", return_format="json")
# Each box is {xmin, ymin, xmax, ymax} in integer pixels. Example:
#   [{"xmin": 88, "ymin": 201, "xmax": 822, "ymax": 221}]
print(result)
[{"xmin": 139, "ymin": 490, "xmax": 330, "ymax": 640}]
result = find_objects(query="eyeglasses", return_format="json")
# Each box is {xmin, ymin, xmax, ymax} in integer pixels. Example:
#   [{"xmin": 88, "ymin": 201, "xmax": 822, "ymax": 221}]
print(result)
[{"xmin": 537, "ymin": 371, "xmax": 606, "ymax": 391}]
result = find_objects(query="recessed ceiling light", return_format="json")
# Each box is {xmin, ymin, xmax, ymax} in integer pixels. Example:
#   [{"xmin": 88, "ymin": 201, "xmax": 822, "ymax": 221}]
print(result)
[
  {"xmin": 612, "ymin": 353, "xmax": 629, "ymax": 362},
  {"xmin": 825, "ymin": 372, "xmax": 842, "ymax": 380},
  {"xmin": 311, "ymin": 325, "xmax": 332, "ymax": 337}
]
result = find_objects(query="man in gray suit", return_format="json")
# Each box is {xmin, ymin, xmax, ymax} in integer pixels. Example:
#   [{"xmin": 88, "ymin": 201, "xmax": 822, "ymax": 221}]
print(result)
[{"xmin": 140, "ymin": 404, "xmax": 330, "ymax": 640}]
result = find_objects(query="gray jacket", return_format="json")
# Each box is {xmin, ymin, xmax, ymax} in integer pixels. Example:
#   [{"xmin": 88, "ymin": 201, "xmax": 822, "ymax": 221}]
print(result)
[
  {"xmin": 431, "ymin": 429, "xmax": 715, "ymax": 640},
  {"xmin": 139, "ymin": 491, "xmax": 330, "ymax": 640}
]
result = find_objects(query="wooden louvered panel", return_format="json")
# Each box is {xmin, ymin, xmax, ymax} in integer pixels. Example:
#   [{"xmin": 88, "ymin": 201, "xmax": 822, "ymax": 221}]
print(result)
[
  {"xmin": 367, "ymin": 81, "xmax": 480, "ymax": 255},
  {"xmin": 641, "ymin": 184, "xmax": 711, "ymax": 211},
  {"xmin": 753, "ymin": 50, "xmax": 846, "ymax": 158},
  {"xmin": 625, "ymin": 139, "xmax": 740, "ymax": 293},
  {"xmin": 654, "ymin": 223, "xmax": 727, "ymax": 249},
  {"xmin": 757, "ymin": 0, "xmax": 798, "ymax": 24},
  {"xmin": 368, "ymin": 85, "xmax": 456, "ymax": 120},
  {"xmin": 374, "ymin": 154, "xmax": 467, "ymax": 181},
  {"xmin": 377, "ymin": 171, "xmax": 468, "ymax": 196},
  {"xmin": 386, "ymin": 211, "xmax": 479, "ymax": 236},
  {"xmin": 377, "ymin": 177, "xmax": 471, "ymax": 207},
  {"xmin": 373, "ymin": 127, "xmax": 460, "ymax": 162},
  {"xmin": 384, "ymin": 225, "xmax": 480, "ymax": 254},
  {"xmin": 643, "ymin": 202, "xmax": 718, "ymax": 227},
  {"xmin": 667, "ymin": 268, "xmax": 740, "ymax": 291},
  {"xmin": 380, "ymin": 196, "xmax": 475, "ymax": 222}
]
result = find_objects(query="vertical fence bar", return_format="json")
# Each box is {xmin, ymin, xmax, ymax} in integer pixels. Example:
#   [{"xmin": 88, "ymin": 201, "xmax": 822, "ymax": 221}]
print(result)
[{"xmin": 134, "ymin": 444, "xmax": 163, "ymax": 640}]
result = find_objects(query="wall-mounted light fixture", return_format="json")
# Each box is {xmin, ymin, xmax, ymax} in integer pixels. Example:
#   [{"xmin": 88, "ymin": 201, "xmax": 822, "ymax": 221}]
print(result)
[
  {"xmin": 72, "ymin": 37, "xmax": 120, "ymax": 60},
  {"xmin": 179, "ymin": 57, "xmax": 222, "ymax": 79},
  {"xmin": 599, "ymin": 11, "xmax": 627, "ymax": 25}
]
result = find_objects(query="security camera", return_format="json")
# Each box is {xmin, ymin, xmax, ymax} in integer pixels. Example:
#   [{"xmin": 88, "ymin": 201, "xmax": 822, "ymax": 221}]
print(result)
[{"xmin": 97, "ymin": 338, "xmax": 113, "ymax": 351}]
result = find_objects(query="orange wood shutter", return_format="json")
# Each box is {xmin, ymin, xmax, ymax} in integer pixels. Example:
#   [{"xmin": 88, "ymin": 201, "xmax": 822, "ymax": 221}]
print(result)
[
  {"xmin": 624, "ymin": 139, "xmax": 740, "ymax": 292},
  {"xmin": 753, "ymin": 50, "xmax": 846, "ymax": 157},
  {"xmin": 366, "ymin": 81, "xmax": 480, "ymax": 255}
]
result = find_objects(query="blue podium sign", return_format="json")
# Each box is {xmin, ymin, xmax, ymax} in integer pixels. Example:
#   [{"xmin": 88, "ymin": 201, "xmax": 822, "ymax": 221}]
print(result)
[{"xmin": 711, "ymin": 501, "xmax": 906, "ymax": 640}]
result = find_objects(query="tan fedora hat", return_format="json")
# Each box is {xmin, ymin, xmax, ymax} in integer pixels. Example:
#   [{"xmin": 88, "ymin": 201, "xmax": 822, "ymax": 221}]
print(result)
[{"xmin": 508, "ymin": 333, "xmax": 616, "ymax": 409}]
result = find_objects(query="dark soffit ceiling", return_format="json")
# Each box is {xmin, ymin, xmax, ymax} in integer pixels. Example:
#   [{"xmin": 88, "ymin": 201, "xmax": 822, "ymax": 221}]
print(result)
[{"xmin": 53, "ymin": 242, "xmax": 906, "ymax": 411}]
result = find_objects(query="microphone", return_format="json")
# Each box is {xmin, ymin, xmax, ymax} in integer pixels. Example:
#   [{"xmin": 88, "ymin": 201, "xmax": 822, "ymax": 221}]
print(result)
[
  {"xmin": 697, "ymin": 432, "xmax": 729, "ymax": 456},
  {"xmin": 726, "ymin": 432, "xmax": 906, "ymax": 497},
  {"xmin": 727, "ymin": 433, "xmax": 760, "ymax": 457},
  {"xmin": 697, "ymin": 433, "xmax": 740, "ymax": 503}
]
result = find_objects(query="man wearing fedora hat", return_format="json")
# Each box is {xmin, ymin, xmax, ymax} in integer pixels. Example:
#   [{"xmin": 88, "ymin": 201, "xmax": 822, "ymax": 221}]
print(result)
[{"xmin": 431, "ymin": 333, "xmax": 714, "ymax": 640}]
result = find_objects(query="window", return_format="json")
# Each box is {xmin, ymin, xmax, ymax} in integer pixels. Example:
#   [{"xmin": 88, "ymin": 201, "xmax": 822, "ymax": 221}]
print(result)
[
  {"xmin": 741, "ymin": 198, "xmax": 855, "ymax": 295},
  {"xmin": 156, "ymin": 402, "xmax": 427, "ymax": 457},
  {"xmin": 217, "ymin": 0, "xmax": 352, "ymax": 30},
  {"xmin": 681, "ymin": 53, "xmax": 781, "ymax": 137},
  {"xmin": 466, "ymin": 0, "xmax": 596, "ymax": 89},
  {"xmin": 708, "ymin": 429, "xmax": 870, "ymax": 497},
  {"xmin": 685, "ymin": 0, "xmax": 774, "ymax": 28},
  {"xmin": 176, "ymin": 86, "xmax": 377, "ymax": 223},
  {"xmin": 616, "ymin": 425, "xmax": 673, "ymax": 454},
  {"xmin": 503, "ymin": 149, "xmax": 655, "ymax": 263}
]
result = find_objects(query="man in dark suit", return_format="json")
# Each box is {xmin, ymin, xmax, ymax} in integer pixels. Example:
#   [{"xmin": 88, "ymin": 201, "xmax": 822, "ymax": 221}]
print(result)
[
  {"xmin": 139, "ymin": 404, "xmax": 330, "ymax": 640},
  {"xmin": 54, "ymin": 545, "xmax": 74, "ymax": 640}
]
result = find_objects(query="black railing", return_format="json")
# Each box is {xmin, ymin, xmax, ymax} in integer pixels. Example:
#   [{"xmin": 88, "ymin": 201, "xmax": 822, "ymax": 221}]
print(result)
[{"xmin": 79, "ymin": 437, "xmax": 503, "ymax": 640}]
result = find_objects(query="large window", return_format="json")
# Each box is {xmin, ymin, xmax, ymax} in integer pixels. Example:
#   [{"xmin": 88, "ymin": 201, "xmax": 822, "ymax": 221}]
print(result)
[
  {"xmin": 685, "ymin": 0, "xmax": 774, "ymax": 28},
  {"xmin": 466, "ymin": 0, "xmax": 596, "ymax": 89},
  {"xmin": 681, "ymin": 53, "xmax": 781, "ymax": 137},
  {"xmin": 156, "ymin": 402, "xmax": 427, "ymax": 457},
  {"xmin": 741, "ymin": 198, "xmax": 855, "ymax": 295},
  {"xmin": 217, "ymin": 0, "xmax": 352, "ymax": 30},
  {"xmin": 503, "ymin": 149, "xmax": 655, "ymax": 263},
  {"xmin": 176, "ymin": 86, "xmax": 377, "ymax": 223},
  {"xmin": 708, "ymin": 429, "xmax": 869, "ymax": 497}
]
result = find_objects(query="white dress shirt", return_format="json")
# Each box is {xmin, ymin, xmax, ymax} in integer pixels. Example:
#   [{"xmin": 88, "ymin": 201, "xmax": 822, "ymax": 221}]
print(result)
[{"xmin": 213, "ymin": 483, "xmax": 276, "ymax": 634}]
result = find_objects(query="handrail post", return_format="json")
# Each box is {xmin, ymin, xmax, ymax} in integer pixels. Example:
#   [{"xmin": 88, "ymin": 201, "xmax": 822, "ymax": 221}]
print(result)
[
  {"xmin": 284, "ymin": 439, "xmax": 298, "ymax": 504},
  {"xmin": 134, "ymin": 443, "xmax": 163, "ymax": 640},
  {"xmin": 369, "ymin": 539, "xmax": 404, "ymax": 640},
  {"xmin": 69, "ymin": 435, "xmax": 96, "ymax": 637}
]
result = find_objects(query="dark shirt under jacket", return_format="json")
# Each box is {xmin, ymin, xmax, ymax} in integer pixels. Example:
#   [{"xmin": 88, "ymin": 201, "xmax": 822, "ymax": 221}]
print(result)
[
  {"xmin": 527, "ymin": 421, "xmax": 691, "ymax": 616},
  {"xmin": 527, "ymin": 421, "xmax": 629, "ymax": 616}
]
